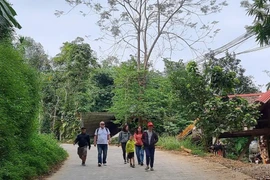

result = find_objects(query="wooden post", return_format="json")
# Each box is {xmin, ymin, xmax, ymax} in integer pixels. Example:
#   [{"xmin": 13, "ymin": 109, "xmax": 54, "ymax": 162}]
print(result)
[
  {"xmin": 238, "ymin": 136, "xmax": 253, "ymax": 161},
  {"xmin": 267, "ymin": 135, "xmax": 270, "ymax": 164}
]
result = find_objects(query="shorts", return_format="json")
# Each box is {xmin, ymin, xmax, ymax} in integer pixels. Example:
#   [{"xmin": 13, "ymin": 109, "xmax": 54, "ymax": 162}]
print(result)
[
  {"xmin": 77, "ymin": 146, "xmax": 87, "ymax": 158},
  {"xmin": 127, "ymin": 152, "xmax": 134, "ymax": 159}
]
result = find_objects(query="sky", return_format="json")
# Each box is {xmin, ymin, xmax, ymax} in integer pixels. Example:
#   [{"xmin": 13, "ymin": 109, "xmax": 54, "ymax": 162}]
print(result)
[{"xmin": 10, "ymin": 0, "xmax": 270, "ymax": 91}]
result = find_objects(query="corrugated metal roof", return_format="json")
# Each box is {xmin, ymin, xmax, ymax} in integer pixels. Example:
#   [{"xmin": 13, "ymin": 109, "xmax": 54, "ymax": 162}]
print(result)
[
  {"xmin": 257, "ymin": 90, "xmax": 270, "ymax": 104},
  {"xmin": 228, "ymin": 93, "xmax": 262, "ymax": 104}
]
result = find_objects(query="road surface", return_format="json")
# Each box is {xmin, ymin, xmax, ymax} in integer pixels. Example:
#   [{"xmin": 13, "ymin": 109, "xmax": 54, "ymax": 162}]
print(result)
[{"xmin": 47, "ymin": 144, "xmax": 253, "ymax": 180}]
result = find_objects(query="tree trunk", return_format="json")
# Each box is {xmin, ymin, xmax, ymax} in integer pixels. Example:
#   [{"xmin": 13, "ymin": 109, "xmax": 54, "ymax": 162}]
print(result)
[
  {"xmin": 238, "ymin": 136, "xmax": 253, "ymax": 161},
  {"xmin": 52, "ymin": 95, "xmax": 59, "ymax": 133}
]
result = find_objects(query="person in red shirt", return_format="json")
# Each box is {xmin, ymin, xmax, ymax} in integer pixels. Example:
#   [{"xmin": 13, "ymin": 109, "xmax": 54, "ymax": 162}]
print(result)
[
  {"xmin": 142, "ymin": 122, "xmax": 158, "ymax": 171},
  {"xmin": 134, "ymin": 126, "xmax": 144, "ymax": 166}
]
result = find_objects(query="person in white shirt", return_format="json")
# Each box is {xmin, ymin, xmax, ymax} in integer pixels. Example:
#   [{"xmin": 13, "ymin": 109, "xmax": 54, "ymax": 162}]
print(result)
[{"xmin": 94, "ymin": 121, "xmax": 111, "ymax": 167}]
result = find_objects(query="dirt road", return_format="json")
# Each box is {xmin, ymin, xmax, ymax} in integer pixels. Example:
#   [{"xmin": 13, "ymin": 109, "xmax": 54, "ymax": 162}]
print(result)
[{"xmin": 47, "ymin": 144, "xmax": 253, "ymax": 180}]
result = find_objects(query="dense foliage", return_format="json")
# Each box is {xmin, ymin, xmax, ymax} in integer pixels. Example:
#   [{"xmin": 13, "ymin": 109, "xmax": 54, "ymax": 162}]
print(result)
[
  {"xmin": 166, "ymin": 59, "xmax": 260, "ymax": 145},
  {"xmin": 0, "ymin": 42, "xmax": 67, "ymax": 179},
  {"xmin": 241, "ymin": 0, "xmax": 270, "ymax": 45}
]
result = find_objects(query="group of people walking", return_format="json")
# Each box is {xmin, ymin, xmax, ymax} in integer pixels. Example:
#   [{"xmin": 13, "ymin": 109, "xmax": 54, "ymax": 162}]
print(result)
[{"xmin": 73, "ymin": 121, "xmax": 159, "ymax": 171}]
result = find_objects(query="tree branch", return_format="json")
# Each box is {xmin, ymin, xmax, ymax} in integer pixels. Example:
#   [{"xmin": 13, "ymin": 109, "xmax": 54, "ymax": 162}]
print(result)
[
  {"xmin": 116, "ymin": 0, "xmax": 139, "ymax": 30},
  {"xmin": 145, "ymin": 0, "xmax": 186, "ymax": 69}
]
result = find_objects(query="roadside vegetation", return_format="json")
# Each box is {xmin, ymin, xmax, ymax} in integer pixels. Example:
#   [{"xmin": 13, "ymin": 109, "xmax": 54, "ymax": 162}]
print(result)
[
  {"xmin": 157, "ymin": 136, "xmax": 206, "ymax": 156},
  {"xmin": 0, "ymin": 42, "xmax": 67, "ymax": 180}
]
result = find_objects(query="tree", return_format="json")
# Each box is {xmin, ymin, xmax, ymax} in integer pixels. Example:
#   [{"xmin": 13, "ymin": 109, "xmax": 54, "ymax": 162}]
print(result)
[
  {"xmin": 48, "ymin": 37, "xmax": 99, "ymax": 139},
  {"xmin": 89, "ymin": 67, "xmax": 114, "ymax": 112},
  {"xmin": 241, "ymin": 0, "xmax": 270, "ymax": 45},
  {"xmin": 204, "ymin": 52, "xmax": 259, "ymax": 94},
  {"xmin": 15, "ymin": 36, "xmax": 51, "ymax": 72},
  {"xmin": 167, "ymin": 60, "xmax": 260, "ymax": 146},
  {"xmin": 62, "ymin": 0, "xmax": 227, "ymax": 72},
  {"xmin": 110, "ymin": 58, "xmax": 179, "ymax": 133}
]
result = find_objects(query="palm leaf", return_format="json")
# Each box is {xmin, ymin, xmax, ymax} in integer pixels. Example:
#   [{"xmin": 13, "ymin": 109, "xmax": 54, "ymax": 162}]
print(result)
[
  {"xmin": 0, "ymin": 0, "xmax": 21, "ymax": 29},
  {"xmin": 266, "ymin": 82, "xmax": 270, "ymax": 90}
]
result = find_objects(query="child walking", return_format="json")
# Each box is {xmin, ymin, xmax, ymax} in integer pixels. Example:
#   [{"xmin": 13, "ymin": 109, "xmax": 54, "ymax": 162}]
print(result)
[{"xmin": 126, "ymin": 135, "xmax": 136, "ymax": 168}]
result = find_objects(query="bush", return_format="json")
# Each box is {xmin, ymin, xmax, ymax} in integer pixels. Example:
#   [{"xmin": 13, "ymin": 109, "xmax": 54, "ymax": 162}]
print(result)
[
  {"xmin": 0, "ymin": 134, "xmax": 68, "ymax": 180},
  {"xmin": 157, "ymin": 136, "xmax": 205, "ymax": 156},
  {"xmin": 0, "ymin": 41, "xmax": 68, "ymax": 179},
  {"xmin": 0, "ymin": 41, "xmax": 39, "ymax": 160}
]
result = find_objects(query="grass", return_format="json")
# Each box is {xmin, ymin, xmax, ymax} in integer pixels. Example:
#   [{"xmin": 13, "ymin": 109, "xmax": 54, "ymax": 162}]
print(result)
[
  {"xmin": 157, "ymin": 136, "xmax": 206, "ymax": 156},
  {"xmin": 0, "ymin": 134, "xmax": 68, "ymax": 180}
]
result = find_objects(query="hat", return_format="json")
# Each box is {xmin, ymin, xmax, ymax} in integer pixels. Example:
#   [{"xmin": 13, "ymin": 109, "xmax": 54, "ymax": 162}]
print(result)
[{"xmin": 147, "ymin": 122, "xmax": 154, "ymax": 127}]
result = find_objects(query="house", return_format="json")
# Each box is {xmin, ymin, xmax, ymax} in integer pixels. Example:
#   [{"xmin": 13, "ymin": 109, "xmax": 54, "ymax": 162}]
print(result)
[{"xmin": 220, "ymin": 91, "xmax": 270, "ymax": 164}]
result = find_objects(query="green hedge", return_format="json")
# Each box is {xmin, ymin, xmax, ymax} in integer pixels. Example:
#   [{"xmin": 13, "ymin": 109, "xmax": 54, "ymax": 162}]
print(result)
[
  {"xmin": 0, "ymin": 134, "xmax": 68, "ymax": 180},
  {"xmin": 0, "ymin": 41, "xmax": 68, "ymax": 179}
]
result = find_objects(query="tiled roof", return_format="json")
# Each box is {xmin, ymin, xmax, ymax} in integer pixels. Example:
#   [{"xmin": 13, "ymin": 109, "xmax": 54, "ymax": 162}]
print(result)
[
  {"xmin": 257, "ymin": 90, "xmax": 270, "ymax": 104},
  {"xmin": 228, "ymin": 93, "xmax": 263, "ymax": 104}
]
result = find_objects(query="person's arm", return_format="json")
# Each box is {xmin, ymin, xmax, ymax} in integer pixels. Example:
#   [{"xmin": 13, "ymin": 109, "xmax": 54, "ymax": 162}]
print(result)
[
  {"xmin": 73, "ymin": 135, "xmax": 79, "ymax": 145},
  {"xmin": 153, "ymin": 133, "xmax": 159, "ymax": 145},
  {"xmin": 126, "ymin": 141, "xmax": 130, "ymax": 153},
  {"xmin": 107, "ymin": 128, "xmax": 111, "ymax": 144},
  {"xmin": 134, "ymin": 133, "xmax": 137, "ymax": 144},
  {"xmin": 128, "ymin": 132, "xmax": 131, "ymax": 139},
  {"xmin": 141, "ymin": 132, "xmax": 146, "ymax": 145},
  {"xmin": 87, "ymin": 135, "xmax": 91, "ymax": 149},
  {"xmin": 118, "ymin": 131, "xmax": 122, "ymax": 144},
  {"xmin": 94, "ymin": 129, "xmax": 97, "ymax": 146}
]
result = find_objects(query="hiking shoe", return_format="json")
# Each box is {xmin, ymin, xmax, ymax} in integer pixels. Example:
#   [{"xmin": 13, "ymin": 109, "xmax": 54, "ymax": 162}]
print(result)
[
  {"xmin": 145, "ymin": 166, "xmax": 149, "ymax": 171},
  {"xmin": 98, "ymin": 163, "xmax": 101, "ymax": 167},
  {"xmin": 150, "ymin": 168, "xmax": 154, "ymax": 171}
]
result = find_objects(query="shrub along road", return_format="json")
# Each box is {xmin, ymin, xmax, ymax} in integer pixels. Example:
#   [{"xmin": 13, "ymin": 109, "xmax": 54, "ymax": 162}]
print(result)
[{"xmin": 47, "ymin": 144, "xmax": 253, "ymax": 180}]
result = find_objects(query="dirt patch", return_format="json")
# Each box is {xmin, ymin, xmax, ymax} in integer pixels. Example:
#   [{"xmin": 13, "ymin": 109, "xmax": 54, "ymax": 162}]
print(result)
[
  {"xmin": 204, "ymin": 155, "xmax": 270, "ymax": 180},
  {"xmin": 159, "ymin": 147, "xmax": 270, "ymax": 180}
]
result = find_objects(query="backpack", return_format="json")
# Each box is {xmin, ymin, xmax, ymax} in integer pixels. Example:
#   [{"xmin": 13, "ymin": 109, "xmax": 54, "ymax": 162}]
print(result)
[
  {"xmin": 96, "ymin": 127, "xmax": 109, "ymax": 134},
  {"xmin": 95, "ymin": 127, "xmax": 109, "ymax": 141}
]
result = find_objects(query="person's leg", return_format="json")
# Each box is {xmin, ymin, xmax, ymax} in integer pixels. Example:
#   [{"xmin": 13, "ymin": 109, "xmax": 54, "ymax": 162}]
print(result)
[
  {"xmin": 77, "ymin": 147, "xmax": 82, "ymax": 160},
  {"xmin": 97, "ymin": 144, "xmax": 102, "ymax": 166},
  {"xmin": 131, "ymin": 157, "xmax": 135, "ymax": 168},
  {"xmin": 121, "ymin": 142, "xmax": 127, "ymax": 162},
  {"xmin": 144, "ymin": 146, "xmax": 150, "ymax": 170},
  {"xmin": 150, "ymin": 147, "xmax": 155, "ymax": 170},
  {"xmin": 135, "ymin": 146, "xmax": 140, "ymax": 164},
  {"xmin": 140, "ymin": 146, "xmax": 144, "ymax": 165},
  {"xmin": 82, "ymin": 147, "xmax": 87, "ymax": 165},
  {"xmin": 103, "ymin": 144, "xmax": 108, "ymax": 164}
]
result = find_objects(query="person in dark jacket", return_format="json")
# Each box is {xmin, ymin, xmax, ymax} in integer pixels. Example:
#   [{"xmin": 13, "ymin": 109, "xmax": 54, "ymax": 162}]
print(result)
[
  {"xmin": 142, "ymin": 122, "xmax": 158, "ymax": 171},
  {"xmin": 74, "ymin": 127, "xmax": 91, "ymax": 166},
  {"xmin": 118, "ymin": 124, "xmax": 131, "ymax": 164}
]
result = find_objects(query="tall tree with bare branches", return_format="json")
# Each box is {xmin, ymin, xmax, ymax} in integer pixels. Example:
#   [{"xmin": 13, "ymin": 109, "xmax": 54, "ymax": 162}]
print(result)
[{"xmin": 59, "ymin": 0, "xmax": 227, "ymax": 72}]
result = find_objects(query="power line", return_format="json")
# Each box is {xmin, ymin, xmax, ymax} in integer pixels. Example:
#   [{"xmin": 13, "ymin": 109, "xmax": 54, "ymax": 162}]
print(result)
[
  {"xmin": 235, "ymin": 45, "xmax": 270, "ymax": 55},
  {"xmin": 186, "ymin": 30, "xmax": 255, "ymax": 64}
]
